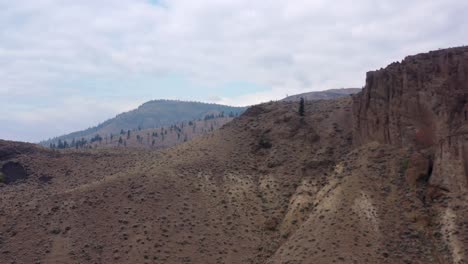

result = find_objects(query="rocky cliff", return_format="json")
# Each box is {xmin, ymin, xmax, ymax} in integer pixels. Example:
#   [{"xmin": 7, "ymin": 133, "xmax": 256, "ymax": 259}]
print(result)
[{"xmin": 353, "ymin": 47, "xmax": 468, "ymax": 194}]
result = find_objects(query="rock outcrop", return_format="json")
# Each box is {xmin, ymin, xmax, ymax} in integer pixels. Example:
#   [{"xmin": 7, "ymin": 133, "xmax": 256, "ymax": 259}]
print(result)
[
  {"xmin": 0, "ymin": 140, "xmax": 48, "ymax": 161},
  {"xmin": 353, "ymin": 46, "xmax": 468, "ymax": 193}
]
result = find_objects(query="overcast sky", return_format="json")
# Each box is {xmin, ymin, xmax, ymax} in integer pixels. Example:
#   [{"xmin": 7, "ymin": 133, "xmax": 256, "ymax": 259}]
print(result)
[{"xmin": 1, "ymin": 0, "xmax": 468, "ymax": 142}]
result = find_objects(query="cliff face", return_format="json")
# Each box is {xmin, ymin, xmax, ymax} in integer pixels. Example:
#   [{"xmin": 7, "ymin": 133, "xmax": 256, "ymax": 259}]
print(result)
[{"xmin": 353, "ymin": 47, "xmax": 468, "ymax": 193}]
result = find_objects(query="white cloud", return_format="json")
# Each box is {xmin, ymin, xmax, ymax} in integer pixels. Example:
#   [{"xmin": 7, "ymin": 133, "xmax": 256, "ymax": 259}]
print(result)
[
  {"xmin": 1, "ymin": 0, "xmax": 468, "ymax": 141},
  {"xmin": 208, "ymin": 89, "xmax": 289, "ymax": 107}
]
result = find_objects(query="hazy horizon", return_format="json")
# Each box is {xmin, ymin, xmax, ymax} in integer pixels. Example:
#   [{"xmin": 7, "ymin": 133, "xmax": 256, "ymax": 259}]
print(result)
[{"xmin": 2, "ymin": 0, "xmax": 468, "ymax": 142}]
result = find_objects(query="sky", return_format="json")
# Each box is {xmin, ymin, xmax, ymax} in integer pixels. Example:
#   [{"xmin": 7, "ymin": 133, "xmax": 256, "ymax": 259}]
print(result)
[{"xmin": 1, "ymin": 0, "xmax": 468, "ymax": 142}]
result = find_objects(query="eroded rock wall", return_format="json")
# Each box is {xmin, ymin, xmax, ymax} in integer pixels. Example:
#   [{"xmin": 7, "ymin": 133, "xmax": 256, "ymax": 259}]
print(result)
[{"xmin": 353, "ymin": 47, "xmax": 468, "ymax": 193}]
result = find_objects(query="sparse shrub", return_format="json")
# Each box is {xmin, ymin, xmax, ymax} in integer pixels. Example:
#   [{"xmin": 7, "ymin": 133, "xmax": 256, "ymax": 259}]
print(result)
[
  {"xmin": 401, "ymin": 159, "xmax": 409, "ymax": 173},
  {"xmin": 264, "ymin": 218, "xmax": 278, "ymax": 231},
  {"xmin": 0, "ymin": 172, "xmax": 4, "ymax": 183},
  {"xmin": 258, "ymin": 136, "xmax": 272, "ymax": 149}
]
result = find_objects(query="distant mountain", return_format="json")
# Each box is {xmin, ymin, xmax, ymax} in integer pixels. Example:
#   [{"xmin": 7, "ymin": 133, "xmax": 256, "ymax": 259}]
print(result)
[
  {"xmin": 282, "ymin": 88, "xmax": 361, "ymax": 101},
  {"xmin": 40, "ymin": 100, "xmax": 246, "ymax": 147}
]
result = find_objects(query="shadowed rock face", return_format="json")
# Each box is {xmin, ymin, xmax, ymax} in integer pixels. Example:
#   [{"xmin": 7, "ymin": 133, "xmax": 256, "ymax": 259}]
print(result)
[
  {"xmin": 353, "ymin": 46, "xmax": 468, "ymax": 193},
  {"xmin": 1, "ymin": 162, "xmax": 28, "ymax": 184}
]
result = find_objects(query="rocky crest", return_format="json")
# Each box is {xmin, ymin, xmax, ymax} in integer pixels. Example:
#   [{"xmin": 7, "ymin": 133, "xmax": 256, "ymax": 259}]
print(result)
[
  {"xmin": 282, "ymin": 88, "xmax": 361, "ymax": 101},
  {"xmin": 0, "ymin": 140, "xmax": 48, "ymax": 161},
  {"xmin": 353, "ymin": 47, "xmax": 468, "ymax": 193}
]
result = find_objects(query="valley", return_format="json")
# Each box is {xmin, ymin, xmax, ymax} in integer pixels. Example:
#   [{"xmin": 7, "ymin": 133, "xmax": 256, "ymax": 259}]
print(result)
[{"xmin": 0, "ymin": 47, "xmax": 467, "ymax": 264}]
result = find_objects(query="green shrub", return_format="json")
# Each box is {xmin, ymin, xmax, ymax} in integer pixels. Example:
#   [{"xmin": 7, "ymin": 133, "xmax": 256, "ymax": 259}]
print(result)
[
  {"xmin": 401, "ymin": 159, "xmax": 409, "ymax": 173},
  {"xmin": 0, "ymin": 172, "xmax": 5, "ymax": 183},
  {"xmin": 258, "ymin": 137, "xmax": 272, "ymax": 149}
]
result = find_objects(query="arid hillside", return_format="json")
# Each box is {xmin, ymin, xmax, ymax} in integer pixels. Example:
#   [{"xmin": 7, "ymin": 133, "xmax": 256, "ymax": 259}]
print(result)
[
  {"xmin": 64, "ymin": 117, "xmax": 234, "ymax": 150},
  {"xmin": 0, "ymin": 47, "xmax": 467, "ymax": 264}
]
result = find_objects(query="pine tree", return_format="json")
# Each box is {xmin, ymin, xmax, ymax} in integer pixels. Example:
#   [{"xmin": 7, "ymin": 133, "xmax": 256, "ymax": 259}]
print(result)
[
  {"xmin": 57, "ymin": 139, "xmax": 64, "ymax": 149},
  {"xmin": 299, "ymin": 97, "xmax": 305, "ymax": 117}
]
